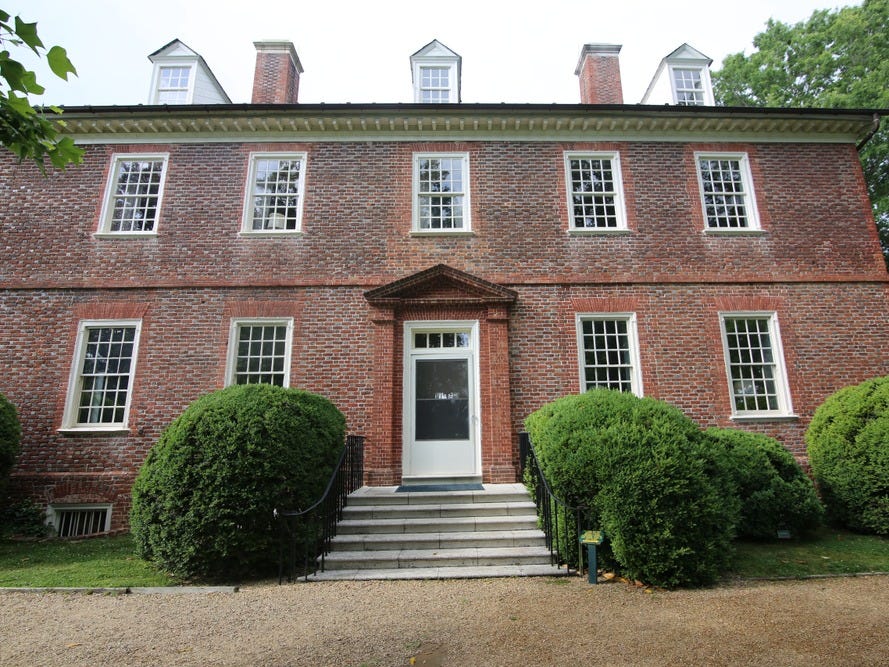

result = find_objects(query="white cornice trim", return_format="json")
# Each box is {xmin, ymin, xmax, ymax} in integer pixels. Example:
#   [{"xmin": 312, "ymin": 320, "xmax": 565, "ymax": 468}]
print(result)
[{"xmin": 55, "ymin": 107, "xmax": 876, "ymax": 145}]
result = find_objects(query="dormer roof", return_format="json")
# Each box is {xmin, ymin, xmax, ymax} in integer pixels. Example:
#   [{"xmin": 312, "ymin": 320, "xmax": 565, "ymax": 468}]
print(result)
[
  {"xmin": 641, "ymin": 43, "xmax": 714, "ymax": 106},
  {"xmin": 147, "ymin": 39, "xmax": 231, "ymax": 104},
  {"xmin": 410, "ymin": 39, "xmax": 462, "ymax": 103}
]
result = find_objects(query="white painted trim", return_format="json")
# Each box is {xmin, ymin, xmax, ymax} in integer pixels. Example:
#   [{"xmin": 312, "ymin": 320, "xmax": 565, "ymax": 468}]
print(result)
[
  {"xmin": 62, "ymin": 319, "xmax": 142, "ymax": 430},
  {"xmin": 694, "ymin": 152, "xmax": 761, "ymax": 231},
  {"xmin": 402, "ymin": 320, "xmax": 481, "ymax": 479},
  {"xmin": 225, "ymin": 317, "xmax": 294, "ymax": 387},
  {"xmin": 240, "ymin": 152, "xmax": 308, "ymax": 234},
  {"xmin": 564, "ymin": 151, "xmax": 628, "ymax": 232},
  {"xmin": 412, "ymin": 152, "xmax": 471, "ymax": 233},
  {"xmin": 718, "ymin": 311, "xmax": 794, "ymax": 418},
  {"xmin": 96, "ymin": 153, "xmax": 169, "ymax": 235},
  {"xmin": 575, "ymin": 313, "xmax": 644, "ymax": 396}
]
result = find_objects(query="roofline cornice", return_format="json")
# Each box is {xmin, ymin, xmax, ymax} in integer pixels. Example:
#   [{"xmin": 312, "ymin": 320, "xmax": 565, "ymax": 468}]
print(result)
[{"xmin": 50, "ymin": 103, "xmax": 885, "ymax": 145}]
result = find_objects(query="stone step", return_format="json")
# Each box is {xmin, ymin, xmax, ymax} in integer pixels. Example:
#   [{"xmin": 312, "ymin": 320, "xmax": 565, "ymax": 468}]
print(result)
[
  {"xmin": 341, "ymin": 501, "xmax": 536, "ymax": 521},
  {"xmin": 321, "ymin": 545, "xmax": 554, "ymax": 570},
  {"xmin": 308, "ymin": 563, "xmax": 567, "ymax": 581},
  {"xmin": 331, "ymin": 529, "xmax": 547, "ymax": 551},
  {"xmin": 336, "ymin": 514, "xmax": 539, "ymax": 535},
  {"xmin": 348, "ymin": 484, "xmax": 531, "ymax": 506}
]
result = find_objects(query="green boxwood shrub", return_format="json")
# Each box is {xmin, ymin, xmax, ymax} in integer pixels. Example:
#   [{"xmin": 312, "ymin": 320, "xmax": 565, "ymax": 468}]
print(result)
[
  {"xmin": 706, "ymin": 428, "xmax": 823, "ymax": 539},
  {"xmin": 130, "ymin": 384, "xmax": 346, "ymax": 581},
  {"xmin": 526, "ymin": 389, "xmax": 740, "ymax": 588},
  {"xmin": 0, "ymin": 392, "xmax": 22, "ymax": 506},
  {"xmin": 806, "ymin": 375, "xmax": 889, "ymax": 535}
]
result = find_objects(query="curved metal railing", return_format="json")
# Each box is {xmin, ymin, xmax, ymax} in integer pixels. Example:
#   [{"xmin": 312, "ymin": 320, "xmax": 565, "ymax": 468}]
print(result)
[
  {"xmin": 275, "ymin": 434, "xmax": 364, "ymax": 583},
  {"xmin": 519, "ymin": 431, "xmax": 591, "ymax": 575}
]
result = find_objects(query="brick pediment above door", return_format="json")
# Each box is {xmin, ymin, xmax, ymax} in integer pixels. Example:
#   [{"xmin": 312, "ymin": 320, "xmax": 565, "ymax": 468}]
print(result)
[{"xmin": 364, "ymin": 264, "xmax": 517, "ymax": 309}]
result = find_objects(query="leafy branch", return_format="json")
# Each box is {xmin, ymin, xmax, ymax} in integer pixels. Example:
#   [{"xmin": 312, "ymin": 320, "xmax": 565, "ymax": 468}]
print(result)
[{"xmin": 0, "ymin": 9, "xmax": 83, "ymax": 172}]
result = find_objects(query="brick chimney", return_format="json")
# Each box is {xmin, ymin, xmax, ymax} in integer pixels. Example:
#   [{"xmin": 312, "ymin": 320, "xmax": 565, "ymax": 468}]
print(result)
[
  {"xmin": 575, "ymin": 44, "xmax": 623, "ymax": 104},
  {"xmin": 252, "ymin": 41, "xmax": 303, "ymax": 104}
]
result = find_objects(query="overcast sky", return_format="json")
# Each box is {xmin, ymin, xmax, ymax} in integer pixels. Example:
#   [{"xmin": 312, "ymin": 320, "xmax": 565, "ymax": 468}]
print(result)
[{"xmin": 7, "ymin": 0, "xmax": 855, "ymax": 107}]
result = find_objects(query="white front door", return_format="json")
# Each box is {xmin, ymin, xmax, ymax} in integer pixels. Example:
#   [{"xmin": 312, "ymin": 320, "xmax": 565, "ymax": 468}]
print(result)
[{"xmin": 403, "ymin": 321, "xmax": 480, "ymax": 479}]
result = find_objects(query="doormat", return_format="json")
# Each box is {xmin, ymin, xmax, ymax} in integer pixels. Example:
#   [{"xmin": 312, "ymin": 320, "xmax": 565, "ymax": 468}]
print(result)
[{"xmin": 395, "ymin": 483, "xmax": 484, "ymax": 493}]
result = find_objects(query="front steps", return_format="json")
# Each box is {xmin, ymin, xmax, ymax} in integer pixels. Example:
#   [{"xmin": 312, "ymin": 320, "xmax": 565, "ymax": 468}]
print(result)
[{"xmin": 308, "ymin": 483, "xmax": 566, "ymax": 581}]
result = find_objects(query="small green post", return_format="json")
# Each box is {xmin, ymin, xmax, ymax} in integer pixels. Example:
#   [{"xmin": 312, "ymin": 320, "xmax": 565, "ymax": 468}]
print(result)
[{"xmin": 579, "ymin": 530, "xmax": 604, "ymax": 584}]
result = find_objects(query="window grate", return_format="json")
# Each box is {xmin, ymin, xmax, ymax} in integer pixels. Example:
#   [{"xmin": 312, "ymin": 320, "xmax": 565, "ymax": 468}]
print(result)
[{"xmin": 54, "ymin": 507, "xmax": 110, "ymax": 538}]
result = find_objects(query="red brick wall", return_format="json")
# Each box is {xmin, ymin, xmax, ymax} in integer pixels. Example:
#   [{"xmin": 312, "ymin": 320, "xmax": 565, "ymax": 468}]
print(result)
[{"xmin": 1, "ymin": 137, "xmax": 887, "ymax": 529}]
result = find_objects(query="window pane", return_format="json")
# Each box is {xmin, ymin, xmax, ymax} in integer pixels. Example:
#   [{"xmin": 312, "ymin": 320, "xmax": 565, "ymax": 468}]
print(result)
[
  {"xmin": 580, "ymin": 318, "xmax": 635, "ymax": 393},
  {"xmin": 109, "ymin": 160, "xmax": 165, "ymax": 232},
  {"xmin": 76, "ymin": 325, "xmax": 137, "ymax": 425},
  {"xmin": 724, "ymin": 317, "xmax": 782, "ymax": 412},
  {"xmin": 250, "ymin": 157, "xmax": 304, "ymax": 231},
  {"xmin": 233, "ymin": 324, "xmax": 289, "ymax": 386}
]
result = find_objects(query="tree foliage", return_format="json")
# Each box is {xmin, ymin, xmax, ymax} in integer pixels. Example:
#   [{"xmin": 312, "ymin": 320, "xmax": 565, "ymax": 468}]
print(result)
[
  {"xmin": 712, "ymin": 0, "xmax": 889, "ymax": 266},
  {"xmin": 0, "ymin": 9, "xmax": 82, "ymax": 171}
]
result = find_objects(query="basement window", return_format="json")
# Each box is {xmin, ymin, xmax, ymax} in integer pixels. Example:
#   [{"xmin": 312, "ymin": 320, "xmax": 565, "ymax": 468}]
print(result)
[{"xmin": 49, "ymin": 504, "xmax": 112, "ymax": 538}]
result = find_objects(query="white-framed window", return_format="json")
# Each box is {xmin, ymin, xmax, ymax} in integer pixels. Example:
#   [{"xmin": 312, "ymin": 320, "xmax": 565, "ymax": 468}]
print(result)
[
  {"xmin": 156, "ymin": 65, "xmax": 192, "ymax": 104},
  {"xmin": 226, "ymin": 318, "xmax": 294, "ymax": 387},
  {"xmin": 720, "ymin": 312, "xmax": 793, "ymax": 416},
  {"xmin": 419, "ymin": 66, "xmax": 451, "ymax": 103},
  {"xmin": 565, "ymin": 152, "xmax": 627, "ymax": 231},
  {"xmin": 695, "ymin": 153, "xmax": 760, "ymax": 231},
  {"xmin": 576, "ymin": 313, "xmax": 643, "ymax": 395},
  {"xmin": 672, "ymin": 67, "xmax": 704, "ymax": 105},
  {"xmin": 97, "ymin": 154, "xmax": 169, "ymax": 235},
  {"xmin": 242, "ymin": 153, "xmax": 307, "ymax": 234},
  {"xmin": 62, "ymin": 320, "xmax": 142, "ymax": 430},
  {"xmin": 48, "ymin": 504, "xmax": 112, "ymax": 538},
  {"xmin": 413, "ymin": 153, "xmax": 470, "ymax": 232}
]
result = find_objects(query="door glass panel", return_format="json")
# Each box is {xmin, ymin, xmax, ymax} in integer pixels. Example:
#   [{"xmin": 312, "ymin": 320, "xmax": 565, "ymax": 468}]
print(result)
[{"xmin": 415, "ymin": 359, "xmax": 469, "ymax": 440}]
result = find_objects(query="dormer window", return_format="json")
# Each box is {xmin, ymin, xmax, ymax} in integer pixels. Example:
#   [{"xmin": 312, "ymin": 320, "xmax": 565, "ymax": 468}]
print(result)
[
  {"xmin": 671, "ymin": 67, "xmax": 705, "ymax": 106},
  {"xmin": 641, "ymin": 43, "xmax": 714, "ymax": 106},
  {"xmin": 147, "ymin": 39, "xmax": 231, "ymax": 105},
  {"xmin": 157, "ymin": 66, "xmax": 192, "ymax": 104},
  {"xmin": 411, "ymin": 40, "xmax": 461, "ymax": 103}
]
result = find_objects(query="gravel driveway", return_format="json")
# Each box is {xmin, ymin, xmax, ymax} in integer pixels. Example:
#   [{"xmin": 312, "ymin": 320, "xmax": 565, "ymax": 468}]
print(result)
[{"xmin": 1, "ymin": 575, "xmax": 887, "ymax": 666}]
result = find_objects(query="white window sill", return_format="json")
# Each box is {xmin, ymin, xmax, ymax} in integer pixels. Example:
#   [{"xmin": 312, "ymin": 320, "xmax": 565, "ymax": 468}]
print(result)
[
  {"xmin": 410, "ymin": 230, "xmax": 475, "ymax": 237},
  {"xmin": 93, "ymin": 232, "xmax": 158, "ymax": 239},
  {"xmin": 568, "ymin": 228, "xmax": 632, "ymax": 236},
  {"xmin": 239, "ymin": 230, "xmax": 304, "ymax": 238},
  {"xmin": 704, "ymin": 228, "xmax": 766, "ymax": 236},
  {"xmin": 729, "ymin": 414, "xmax": 799, "ymax": 423},
  {"xmin": 57, "ymin": 427, "xmax": 131, "ymax": 436}
]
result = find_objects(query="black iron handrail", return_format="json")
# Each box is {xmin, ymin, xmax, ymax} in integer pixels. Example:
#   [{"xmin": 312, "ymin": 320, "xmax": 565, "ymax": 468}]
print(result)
[
  {"xmin": 275, "ymin": 434, "xmax": 364, "ymax": 583},
  {"xmin": 519, "ymin": 431, "xmax": 590, "ymax": 576}
]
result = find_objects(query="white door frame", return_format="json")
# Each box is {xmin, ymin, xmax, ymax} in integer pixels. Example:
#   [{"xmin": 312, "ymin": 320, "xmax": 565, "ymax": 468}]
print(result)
[{"xmin": 402, "ymin": 320, "xmax": 481, "ymax": 480}]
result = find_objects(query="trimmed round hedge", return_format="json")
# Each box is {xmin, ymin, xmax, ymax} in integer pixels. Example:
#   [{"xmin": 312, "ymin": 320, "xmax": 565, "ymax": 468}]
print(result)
[
  {"xmin": 0, "ymin": 392, "xmax": 21, "ymax": 503},
  {"xmin": 706, "ymin": 428, "xmax": 823, "ymax": 539},
  {"xmin": 130, "ymin": 384, "xmax": 346, "ymax": 580},
  {"xmin": 806, "ymin": 375, "xmax": 889, "ymax": 536},
  {"xmin": 526, "ymin": 389, "xmax": 739, "ymax": 588}
]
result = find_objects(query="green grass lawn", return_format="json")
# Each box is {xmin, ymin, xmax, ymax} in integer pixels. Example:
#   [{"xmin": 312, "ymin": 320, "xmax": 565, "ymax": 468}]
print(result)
[
  {"xmin": 0, "ymin": 534, "xmax": 176, "ymax": 587},
  {"xmin": 1, "ymin": 529, "xmax": 887, "ymax": 587},
  {"xmin": 729, "ymin": 528, "xmax": 889, "ymax": 579}
]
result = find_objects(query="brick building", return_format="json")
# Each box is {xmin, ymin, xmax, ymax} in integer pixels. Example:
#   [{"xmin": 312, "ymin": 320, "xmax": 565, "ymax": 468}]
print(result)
[{"xmin": 1, "ymin": 39, "xmax": 887, "ymax": 534}]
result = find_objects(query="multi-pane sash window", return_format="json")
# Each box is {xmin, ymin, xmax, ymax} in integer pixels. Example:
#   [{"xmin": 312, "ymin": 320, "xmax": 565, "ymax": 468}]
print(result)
[
  {"xmin": 64, "ymin": 321, "xmax": 141, "ymax": 429},
  {"xmin": 244, "ymin": 154, "xmax": 306, "ymax": 233},
  {"xmin": 414, "ymin": 154, "xmax": 469, "ymax": 231},
  {"xmin": 157, "ymin": 66, "xmax": 191, "ymax": 104},
  {"xmin": 672, "ymin": 68, "xmax": 704, "ymax": 105},
  {"xmin": 721, "ymin": 314, "xmax": 791, "ymax": 415},
  {"xmin": 576, "ymin": 314, "xmax": 642, "ymax": 395},
  {"xmin": 566, "ymin": 153, "xmax": 625, "ymax": 230},
  {"xmin": 100, "ymin": 155, "xmax": 168, "ymax": 234},
  {"xmin": 227, "ymin": 319, "xmax": 293, "ymax": 387},
  {"xmin": 696, "ymin": 154, "xmax": 759, "ymax": 230},
  {"xmin": 420, "ymin": 66, "xmax": 450, "ymax": 103}
]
